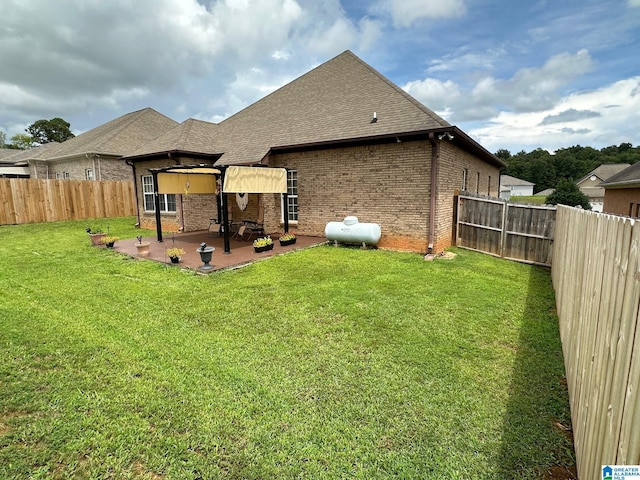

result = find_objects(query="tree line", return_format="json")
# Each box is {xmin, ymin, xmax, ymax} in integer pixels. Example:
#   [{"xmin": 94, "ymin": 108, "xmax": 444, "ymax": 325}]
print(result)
[
  {"xmin": 497, "ymin": 143, "xmax": 640, "ymax": 194},
  {"xmin": 0, "ymin": 118, "xmax": 75, "ymax": 149}
]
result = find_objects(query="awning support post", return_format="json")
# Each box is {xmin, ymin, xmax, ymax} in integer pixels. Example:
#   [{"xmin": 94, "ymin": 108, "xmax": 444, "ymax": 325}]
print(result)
[{"xmin": 152, "ymin": 170, "xmax": 163, "ymax": 242}]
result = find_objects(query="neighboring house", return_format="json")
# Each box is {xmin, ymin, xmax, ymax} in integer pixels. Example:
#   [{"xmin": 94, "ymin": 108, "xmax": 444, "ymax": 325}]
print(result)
[
  {"xmin": 576, "ymin": 163, "xmax": 630, "ymax": 212},
  {"xmin": 500, "ymin": 175, "xmax": 535, "ymax": 199},
  {"xmin": 601, "ymin": 162, "xmax": 640, "ymax": 217},
  {"xmin": 125, "ymin": 51, "xmax": 504, "ymax": 254},
  {"xmin": 0, "ymin": 149, "xmax": 31, "ymax": 178},
  {"xmin": 534, "ymin": 188, "xmax": 555, "ymax": 198},
  {"xmin": 0, "ymin": 143, "xmax": 63, "ymax": 178},
  {"xmin": 28, "ymin": 108, "xmax": 178, "ymax": 181}
]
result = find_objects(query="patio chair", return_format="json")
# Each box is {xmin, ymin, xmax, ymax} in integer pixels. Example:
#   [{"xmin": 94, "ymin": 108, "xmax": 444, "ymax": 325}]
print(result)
[
  {"xmin": 233, "ymin": 225, "xmax": 250, "ymax": 241},
  {"xmin": 208, "ymin": 218, "xmax": 221, "ymax": 237}
]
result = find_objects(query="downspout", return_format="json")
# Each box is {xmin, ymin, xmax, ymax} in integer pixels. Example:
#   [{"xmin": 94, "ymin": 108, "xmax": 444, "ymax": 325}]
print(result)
[
  {"xmin": 428, "ymin": 132, "xmax": 439, "ymax": 254},
  {"xmin": 125, "ymin": 158, "xmax": 141, "ymax": 227}
]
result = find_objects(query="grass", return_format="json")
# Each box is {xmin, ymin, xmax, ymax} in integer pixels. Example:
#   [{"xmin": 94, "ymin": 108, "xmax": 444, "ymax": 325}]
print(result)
[
  {"xmin": 0, "ymin": 217, "xmax": 574, "ymax": 479},
  {"xmin": 509, "ymin": 195, "xmax": 549, "ymax": 205}
]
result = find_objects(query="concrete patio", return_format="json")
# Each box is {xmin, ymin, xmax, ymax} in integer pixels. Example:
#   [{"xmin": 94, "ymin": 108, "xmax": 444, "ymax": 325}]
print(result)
[{"xmin": 107, "ymin": 230, "xmax": 326, "ymax": 272}]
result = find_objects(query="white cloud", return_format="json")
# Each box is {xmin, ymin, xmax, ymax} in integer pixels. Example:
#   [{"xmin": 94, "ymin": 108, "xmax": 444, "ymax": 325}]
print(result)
[
  {"xmin": 376, "ymin": 0, "xmax": 466, "ymax": 28},
  {"xmin": 404, "ymin": 50, "xmax": 595, "ymax": 122},
  {"xmin": 468, "ymin": 77, "xmax": 640, "ymax": 152},
  {"xmin": 629, "ymin": 0, "xmax": 640, "ymax": 7}
]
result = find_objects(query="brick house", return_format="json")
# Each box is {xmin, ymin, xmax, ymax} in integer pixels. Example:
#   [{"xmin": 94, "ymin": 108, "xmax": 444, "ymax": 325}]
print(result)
[
  {"xmin": 27, "ymin": 108, "xmax": 177, "ymax": 181},
  {"xmin": 601, "ymin": 162, "xmax": 640, "ymax": 217},
  {"xmin": 125, "ymin": 51, "xmax": 504, "ymax": 253},
  {"xmin": 576, "ymin": 163, "xmax": 630, "ymax": 212}
]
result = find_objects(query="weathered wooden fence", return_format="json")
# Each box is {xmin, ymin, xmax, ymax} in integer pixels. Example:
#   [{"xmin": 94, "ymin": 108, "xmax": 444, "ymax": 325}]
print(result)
[
  {"xmin": 552, "ymin": 206, "xmax": 640, "ymax": 479},
  {"xmin": 0, "ymin": 178, "xmax": 136, "ymax": 225},
  {"xmin": 455, "ymin": 192, "xmax": 556, "ymax": 266}
]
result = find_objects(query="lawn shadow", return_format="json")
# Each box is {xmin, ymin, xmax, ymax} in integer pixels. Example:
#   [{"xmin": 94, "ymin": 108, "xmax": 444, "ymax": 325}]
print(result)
[{"xmin": 498, "ymin": 265, "xmax": 577, "ymax": 479}]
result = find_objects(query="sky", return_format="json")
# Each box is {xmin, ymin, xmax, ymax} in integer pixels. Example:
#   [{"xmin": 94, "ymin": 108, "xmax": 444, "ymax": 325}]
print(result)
[{"xmin": 1, "ymin": 0, "xmax": 639, "ymax": 154}]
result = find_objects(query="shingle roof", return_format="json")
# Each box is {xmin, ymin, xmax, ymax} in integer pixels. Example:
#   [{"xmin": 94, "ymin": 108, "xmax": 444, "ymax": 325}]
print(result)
[
  {"xmin": 45, "ymin": 108, "xmax": 177, "ymax": 160},
  {"xmin": 124, "ymin": 51, "xmax": 502, "ymax": 168},
  {"xmin": 600, "ymin": 162, "xmax": 640, "ymax": 188},
  {"xmin": 0, "ymin": 142, "xmax": 63, "ymax": 165},
  {"xmin": 577, "ymin": 163, "xmax": 631, "ymax": 184},
  {"xmin": 500, "ymin": 174, "xmax": 535, "ymax": 186},
  {"xmin": 126, "ymin": 118, "xmax": 221, "ymax": 158},
  {"xmin": 213, "ymin": 50, "xmax": 452, "ymax": 165}
]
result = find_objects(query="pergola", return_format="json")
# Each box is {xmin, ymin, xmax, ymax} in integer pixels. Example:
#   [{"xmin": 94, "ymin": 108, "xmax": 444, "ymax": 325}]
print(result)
[{"xmin": 149, "ymin": 164, "xmax": 290, "ymax": 253}]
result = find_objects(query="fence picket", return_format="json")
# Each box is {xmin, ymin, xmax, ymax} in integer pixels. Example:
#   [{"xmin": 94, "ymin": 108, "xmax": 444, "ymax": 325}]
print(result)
[{"xmin": 0, "ymin": 179, "xmax": 135, "ymax": 225}]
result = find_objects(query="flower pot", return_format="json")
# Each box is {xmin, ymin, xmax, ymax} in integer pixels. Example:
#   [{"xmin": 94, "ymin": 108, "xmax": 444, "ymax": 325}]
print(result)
[
  {"xmin": 89, "ymin": 233, "xmax": 106, "ymax": 246},
  {"xmin": 254, "ymin": 243, "xmax": 274, "ymax": 253},
  {"xmin": 135, "ymin": 241, "xmax": 150, "ymax": 255},
  {"xmin": 169, "ymin": 256, "xmax": 180, "ymax": 264},
  {"xmin": 105, "ymin": 242, "xmax": 115, "ymax": 248},
  {"xmin": 197, "ymin": 245, "xmax": 215, "ymax": 270},
  {"xmin": 279, "ymin": 238, "xmax": 296, "ymax": 246}
]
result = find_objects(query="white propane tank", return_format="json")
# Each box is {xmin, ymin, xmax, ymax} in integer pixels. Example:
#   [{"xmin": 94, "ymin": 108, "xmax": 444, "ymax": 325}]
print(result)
[{"xmin": 324, "ymin": 216, "xmax": 381, "ymax": 246}]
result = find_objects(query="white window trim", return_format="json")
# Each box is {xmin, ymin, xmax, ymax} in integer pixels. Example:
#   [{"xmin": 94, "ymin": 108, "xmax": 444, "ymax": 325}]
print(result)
[
  {"xmin": 281, "ymin": 170, "xmax": 298, "ymax": 224},
  {"xmin": 142, "ymin": 175, "xmax": 176, "ymax": 213}
]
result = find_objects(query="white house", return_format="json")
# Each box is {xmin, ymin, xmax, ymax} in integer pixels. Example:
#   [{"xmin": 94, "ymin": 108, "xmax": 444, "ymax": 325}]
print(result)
[{"xmin": 500, "ymin": 175, "xmax": 535, "ymax": 200}]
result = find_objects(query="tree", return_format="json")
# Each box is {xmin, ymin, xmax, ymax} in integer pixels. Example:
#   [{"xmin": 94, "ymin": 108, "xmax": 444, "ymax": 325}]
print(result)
[
  {"xmin": 26, "ymin": 117, "xmax": 74, "ymax": 144},
  {"xmin": 10, "ymin": 133, "xmax": 35, "ymax": 150},
  {"xmin": 0, "ymin": 129, "xmax": 6, "ymax": 148},
  {"xmin": 545, "ymin": 178, "xmax": 592, "ymax": 210}
]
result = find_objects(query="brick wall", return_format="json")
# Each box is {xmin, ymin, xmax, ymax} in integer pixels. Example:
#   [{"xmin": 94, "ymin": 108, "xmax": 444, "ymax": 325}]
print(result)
[
  {"xmin": 268, "ymin": 141, "xmax": 432, "ymax": 252},
  {"xmin": 46, "ymin": 155, "xmax": 132, "ymax": 181},
  {"xmin": 435, "ymin": 142, "xmax": 500, "ymax": 251},
  {"xmin": 268, "ymin": 140, "xmax": 500, "ymax": 253},
  {"xmin": 603, "ymin": 188, "xmax": 640, "ymax": 216}
]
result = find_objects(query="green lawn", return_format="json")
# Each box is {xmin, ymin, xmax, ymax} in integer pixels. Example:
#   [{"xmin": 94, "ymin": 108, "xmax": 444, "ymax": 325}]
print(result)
[{"xmin": 0, "ymin": 218, "xmax": 574, "ymax": 479}]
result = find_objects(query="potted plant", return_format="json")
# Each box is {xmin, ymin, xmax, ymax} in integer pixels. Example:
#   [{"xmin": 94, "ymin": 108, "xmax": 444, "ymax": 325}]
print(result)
[
  {"xmin": 100, "ymin": 235, "xmax": 119, "ymax": 248},
  {"xmin": 86, "ymin": 227, "xmax": 106, "ymax": 246},
  {"xmin": 253, "ymin": 236, "xmax": 274, "ymax": 253},
  {"xmin": 166, "ymin": 247, "xmax": 185, "ymax": 264},
  {"xmin": 135, "ymin": 235, "xmax": 150, "ymax": 255},
  {"xmin": 279, "ymin": 232, "xmax": 297, "ymax": 246}
]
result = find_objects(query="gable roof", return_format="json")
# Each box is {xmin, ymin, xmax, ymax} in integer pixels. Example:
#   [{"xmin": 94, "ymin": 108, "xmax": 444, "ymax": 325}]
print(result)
[
  {"xmin": 577, "ymin": 163, "xmax": 631, "ymax": 184},
  {"xmin": 600, "ymin": 162, "xmax": 640, "ymax": 188},
  {"xmin": 44, "ymin": 108, "xmax": 178, "ymax": 161},
  {"xmin": 500, "ymin": 174, "xmax": 535, "ymax": 186},
  {"xmin": 213, "ymin": 50, "xmax": 453, "ymax": 165},
  {"xmin": 124, "ymin": 51, "xmax": 503, "ymax": 168},
  {"xmin": 1, "ymin": 142, "xmax": 63, "ymax": 165},
  {"xmin": 126, "ymin": 118, "xmax": 221, "ymax": 159}
]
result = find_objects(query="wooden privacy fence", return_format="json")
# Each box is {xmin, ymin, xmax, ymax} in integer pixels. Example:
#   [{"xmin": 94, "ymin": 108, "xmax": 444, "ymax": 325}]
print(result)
[
  {"xmin": 0, "ymin": 178, "xmax": 136, "ymax": 225},
  {"xmin": 455, "ymin": 192, "xmax": 556, "ymax": 266},
  {"xmin": 552, "ymin": 206, "xmax": 640, "ymax": 479}
]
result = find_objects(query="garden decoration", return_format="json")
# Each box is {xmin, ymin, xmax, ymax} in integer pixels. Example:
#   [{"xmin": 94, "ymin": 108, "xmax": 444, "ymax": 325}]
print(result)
[
  {"xmin": 100, "ymin": 235, "xmax": 119, "ymax": 248},
  {"xmin": 135, "ymin": 235, "xmax": 150, "ymax": 255},
  {"xmin": 197, "ymin": 242, "xmax": 215, "ymax": 270},
  {"xmin": 279, "ymin": 232, "xmax": 296, "ymax": 246}
]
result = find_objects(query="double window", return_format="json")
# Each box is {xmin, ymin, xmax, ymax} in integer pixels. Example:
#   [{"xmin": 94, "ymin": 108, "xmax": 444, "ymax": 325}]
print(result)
[
  {"xmin": 282, "ymin": 170, "xmax": 298, "ymax": 223},
  {"xmin": 142, "ymin": 175, "xmax": 176, "ymax": 213}
]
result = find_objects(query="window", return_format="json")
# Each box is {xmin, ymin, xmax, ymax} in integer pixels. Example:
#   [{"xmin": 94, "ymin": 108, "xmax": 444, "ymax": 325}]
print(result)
[
  {"xmin": 86, "ymin": 169, "xmax": 94, "ymax": 180},
  {"xmin": 282, "ymin": 170, "xmax": 298, "ymax": 223},
  {"xmin": 55, "ymin": 172, "xmax": 62, "ymax": 179},
  {"xmin": 488, "ymin": 176, "xmax": 492, "ymax": 195},
  {"xmin": 475, "ymin": 172, "xmax": 480, "ymax": 193},
  {"xmin": 142, "ymin": 175, "xmax": 176, "ymax": 213},
  {"xmin": 461, "ymin": 168, "xmax": 468, "ymax": 191},
  {"xmin": 64, "ymin": 172, "xmax": 70, "ymax": 180}
]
